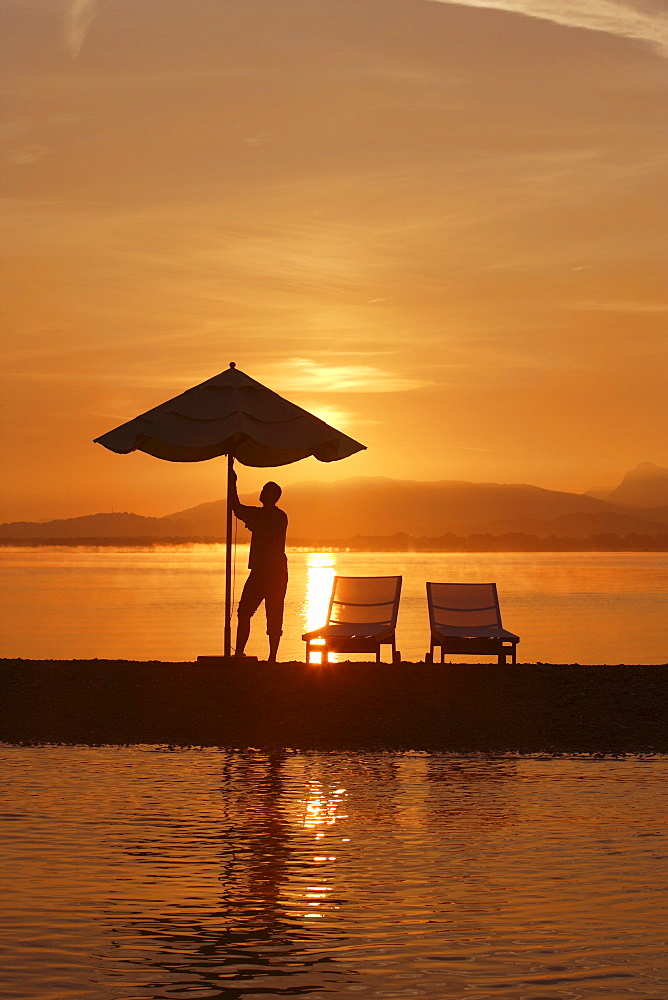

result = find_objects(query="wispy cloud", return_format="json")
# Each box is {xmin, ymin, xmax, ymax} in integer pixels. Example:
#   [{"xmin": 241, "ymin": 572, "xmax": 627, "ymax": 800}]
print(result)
[
  {"xmin": 59, "ymin": 0, "xmax": 668, "ymax": 61},
  {"xmin": 428, "ymin": 0, "xmax": 668, "ymax": 57},
  {"xmin": 6, "ymin": 146, "xmax": 53, "ymax": 166},
  {"xmin": 64, "ymin": 0, "xmax": 98, "ymax": 59},
  {"xmin": 259, "ymin": 358, "xmax": 424, "ymax": 394},
  {"xmin": 294, "ymin": 403, "xmax": 381, "ymax": 429},
  {"xmin": 571, "ymin": 299, "xmax": 668, "ymax": 313}
]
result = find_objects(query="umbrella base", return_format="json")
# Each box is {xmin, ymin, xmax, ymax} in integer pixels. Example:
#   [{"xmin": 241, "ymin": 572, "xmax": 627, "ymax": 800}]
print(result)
[{"xmin": 197, "ymin": 655, "xmax": 258, "ymax": 664}]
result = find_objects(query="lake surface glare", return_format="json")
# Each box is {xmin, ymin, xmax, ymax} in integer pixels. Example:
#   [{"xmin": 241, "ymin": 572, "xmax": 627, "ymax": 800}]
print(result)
[
  {"xmin": 3, "ymin": 549, "xmax": 667, "ymax": 997},
  {"xmin": 1, "ymin": 547, "xmax": 666, "ymax": 663},
  {"xmin": 2, "ymin": 746, "xmax": 668, "ymax": 1000}
]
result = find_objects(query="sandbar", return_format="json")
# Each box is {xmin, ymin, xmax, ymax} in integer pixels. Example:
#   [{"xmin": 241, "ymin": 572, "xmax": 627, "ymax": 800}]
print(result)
[{"xmin": 2, "ymin": 659, "xmax": 667, "ymax": 753}]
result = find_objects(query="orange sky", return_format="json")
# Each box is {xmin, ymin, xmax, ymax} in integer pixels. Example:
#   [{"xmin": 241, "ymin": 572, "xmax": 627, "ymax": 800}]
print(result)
[{"xmin": 1, "ymin": 0, "xmax": 667, "ymax": 520}]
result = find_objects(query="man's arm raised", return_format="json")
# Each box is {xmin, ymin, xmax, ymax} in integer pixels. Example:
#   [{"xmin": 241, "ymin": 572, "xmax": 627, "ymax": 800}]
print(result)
[
  {"xmin": 230, "ymin": 468, "xmax": 257, "ymax": 524},
  {"xmin": 229, "ymin": 467, "xmax": 244, "ymax": 518}
]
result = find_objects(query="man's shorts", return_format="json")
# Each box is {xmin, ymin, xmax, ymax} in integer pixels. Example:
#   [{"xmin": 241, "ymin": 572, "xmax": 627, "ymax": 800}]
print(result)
[{"xmin": 237, "ymin": 569, "xmax": 288, "ymax": 637}]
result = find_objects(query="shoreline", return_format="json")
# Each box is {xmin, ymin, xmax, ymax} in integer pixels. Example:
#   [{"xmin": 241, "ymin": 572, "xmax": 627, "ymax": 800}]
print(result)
[
  {"xmin": 2, "ymin": 539, "xmax": 667, "ymax": 551},
  {"xmin": 2, "ymin": 659, "xmax": 667, "ymax": 753}
]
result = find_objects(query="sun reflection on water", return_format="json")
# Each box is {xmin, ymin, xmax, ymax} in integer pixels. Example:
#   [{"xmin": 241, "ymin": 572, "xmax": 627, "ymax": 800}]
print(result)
[
  {"xmin": 286, "ymin": 779, "xmax": 348, "ymax": 920},
  {"xmin": 302, "ymin": 782, "xmax": 348, "ymax": 831},
  {"xmin": 301, "ymin": 551, "xmax": 337, "ymax": 664}
]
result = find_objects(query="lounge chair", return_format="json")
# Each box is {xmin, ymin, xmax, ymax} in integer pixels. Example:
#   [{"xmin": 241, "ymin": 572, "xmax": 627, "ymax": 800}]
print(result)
[
  {"xmin": 425, "ymin": 582, "xmax": 519, "ymax": 664},
  {"xmin": 303, "ymin": 575, "xmax": 402, "ymax": 664}
]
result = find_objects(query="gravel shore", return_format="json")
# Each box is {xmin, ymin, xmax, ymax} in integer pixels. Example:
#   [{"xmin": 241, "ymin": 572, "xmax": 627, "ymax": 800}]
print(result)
[{"xmin": 1, "ymin": 659, "xmax": 666, "ymax": 753}]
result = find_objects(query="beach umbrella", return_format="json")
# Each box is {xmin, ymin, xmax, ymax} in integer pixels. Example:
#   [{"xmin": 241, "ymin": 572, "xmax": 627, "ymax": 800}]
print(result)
[{"xmin": 94, "ymin": 362, "xmax": 365, "ymax": 657}]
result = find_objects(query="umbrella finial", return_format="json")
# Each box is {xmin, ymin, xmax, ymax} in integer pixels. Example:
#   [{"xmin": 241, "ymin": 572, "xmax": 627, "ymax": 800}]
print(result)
[{"xmin": 229, "ymin": 361, "xmax": 236, "ymax": 369}]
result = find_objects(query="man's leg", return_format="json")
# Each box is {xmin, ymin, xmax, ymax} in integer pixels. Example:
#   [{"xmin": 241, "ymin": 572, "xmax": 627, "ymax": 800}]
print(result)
[
  {"xmin": 235, "ymin": 615, "xmax": 251, "ymax": 657},
  {"xmin": 267, "ymin": 632, "xmax": 281, "ymax": 664},
  {"xmin": 265, "ymin": 572, "xmax": 288, "ymax": 663},
  {"xmin": 236, "ymin": 573, "xmax": 263, "ymax": 657}
]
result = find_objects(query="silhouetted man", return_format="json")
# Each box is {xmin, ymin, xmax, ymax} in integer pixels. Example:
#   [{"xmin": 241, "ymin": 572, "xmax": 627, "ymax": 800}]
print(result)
[{"xmin": 230, "ymin": 469, "xmax": 288, "ymax": 662}]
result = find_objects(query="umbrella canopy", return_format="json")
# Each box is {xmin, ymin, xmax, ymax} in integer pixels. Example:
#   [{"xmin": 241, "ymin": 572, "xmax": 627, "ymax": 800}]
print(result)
[
  {"xmin": 94, "ymin": 362, "xmax": 365, "ymax": 658},
  {"xmin": 94, "ymin": 363, "xmax": 364, "ymax": 466}
]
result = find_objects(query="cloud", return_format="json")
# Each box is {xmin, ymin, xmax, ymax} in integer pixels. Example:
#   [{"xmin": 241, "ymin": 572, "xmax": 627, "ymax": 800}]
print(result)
[
  {"xmin": 6, "ymin": 145, "xmax": 55, "ymax": 166},
  {"xmin": 295, "ymin": 403, "xmax": 381, "ymax": 429},
  {"xmin": 427, "ymin": 0, "xmax": 668, "ymax": 57},
  {"xmin": 64, "ymin": 0, "xmax": 98, "ymax": 59},
  {"xmin": 259, "ymin": 358, "xmax": 424, "ymax": 394},
  {"xmin": 570, "ymin": 299, "xmax": 668, "ymax": 313}
]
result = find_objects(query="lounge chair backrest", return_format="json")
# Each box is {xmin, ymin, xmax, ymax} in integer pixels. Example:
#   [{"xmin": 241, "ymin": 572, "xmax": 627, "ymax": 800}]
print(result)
[
  {"xmin": 427, "ymin": 582, "xmax": 502, "ymax": 630},
  {"xmin": 328, "ymin": 576, "xmax": 402, "ymax": 628}
]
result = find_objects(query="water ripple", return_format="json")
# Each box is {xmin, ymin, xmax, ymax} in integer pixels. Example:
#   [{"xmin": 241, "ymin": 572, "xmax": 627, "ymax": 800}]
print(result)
[{"xmin": 2, "ymin": 746, "xmax": 668, "ymax": 998}]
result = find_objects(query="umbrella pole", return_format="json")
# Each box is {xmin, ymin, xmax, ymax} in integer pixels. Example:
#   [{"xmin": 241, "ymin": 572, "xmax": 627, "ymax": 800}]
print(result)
[{"xmin": 224, "ymin": 453, "xmax": 234, "ymax": 658}]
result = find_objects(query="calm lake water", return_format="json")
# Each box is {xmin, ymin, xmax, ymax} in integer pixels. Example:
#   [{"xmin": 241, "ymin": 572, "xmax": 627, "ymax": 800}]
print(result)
[
  {"xmin": 2, "ymin": 745, "xmax": 668, "ymax": 1000},
  {"xmin": 0, "ymin": 546, "xmax": 666, "ymax": 663},
  {"xmin": 3, "ymin": 552, "xmax": 667, "ymax": 996}
]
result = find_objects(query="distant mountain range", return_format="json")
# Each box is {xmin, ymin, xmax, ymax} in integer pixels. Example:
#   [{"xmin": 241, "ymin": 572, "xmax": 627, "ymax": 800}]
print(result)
[
  {"xmin": 585, "ymin": 461, "xmax": 668, "ymax": 508},
  {"xmin": 2, "ymin": 463, "xmax": 667, "ymax": 546}
]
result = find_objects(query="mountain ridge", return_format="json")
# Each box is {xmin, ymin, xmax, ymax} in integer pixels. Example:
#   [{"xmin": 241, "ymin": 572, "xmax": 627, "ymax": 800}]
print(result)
[
  {"xmin": 602, "ymin": 462, "xmax": 668, "ymax": 509},
  {"xmin": 2, "ymin": 464, "xmax": 666, "ymax": 542}
]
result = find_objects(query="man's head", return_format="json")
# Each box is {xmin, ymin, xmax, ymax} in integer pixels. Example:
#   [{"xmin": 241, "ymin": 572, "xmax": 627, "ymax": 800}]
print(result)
[{"xmin": 260, "ymin": 481, "xmax": 282, "ymax": 506}]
